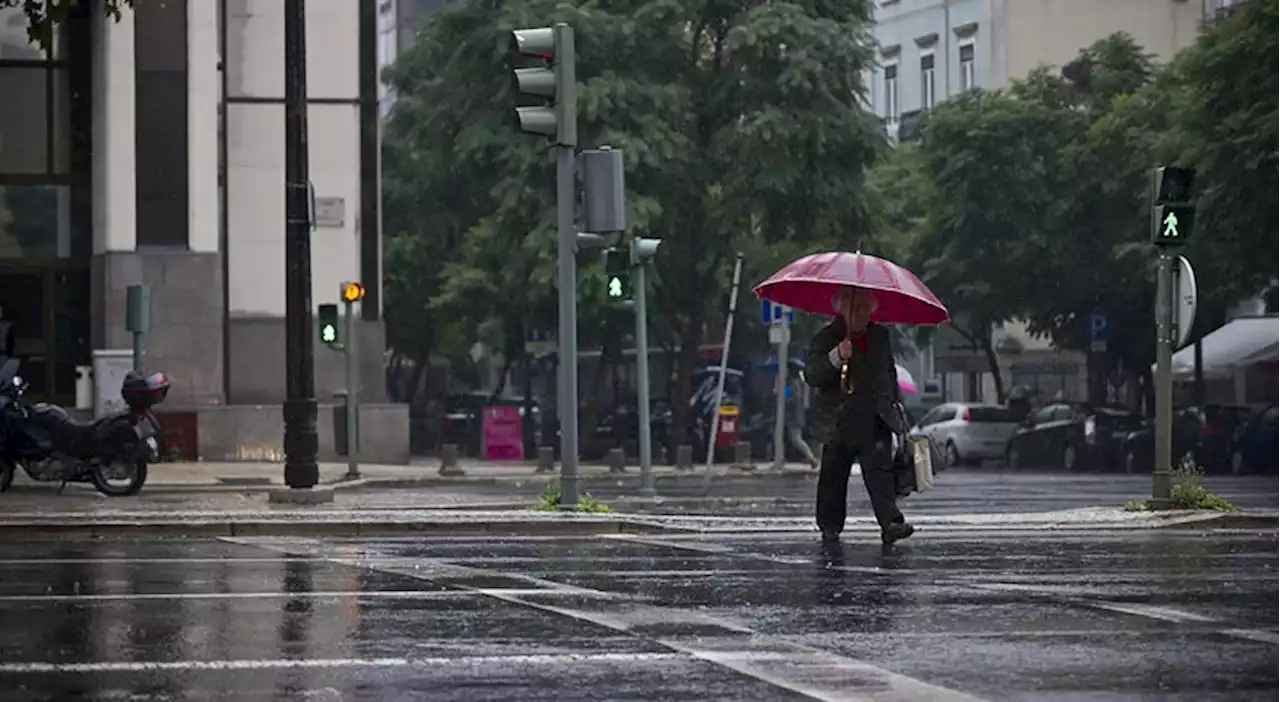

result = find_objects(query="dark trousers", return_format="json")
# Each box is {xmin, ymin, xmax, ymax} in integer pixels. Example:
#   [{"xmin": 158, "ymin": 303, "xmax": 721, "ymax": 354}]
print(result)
[{"xmin": 815, "ymin": 423, "xmax": 904, "ymax": 533}]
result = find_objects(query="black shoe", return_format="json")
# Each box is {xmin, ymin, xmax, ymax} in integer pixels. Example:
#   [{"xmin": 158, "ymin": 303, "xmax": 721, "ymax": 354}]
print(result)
[
  {"xmin": 821, "ymin": 529, "xmax": 841, "ymax": 542},
  {"xmin": 881, "ymin": 522, "xmax": 915, "ymax": 545}
]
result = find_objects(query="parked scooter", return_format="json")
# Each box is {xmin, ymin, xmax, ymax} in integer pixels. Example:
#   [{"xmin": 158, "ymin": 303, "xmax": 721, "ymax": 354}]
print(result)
[{"xmin": 0, "ymin": 359, "xmax": 170, "ymax": 496}]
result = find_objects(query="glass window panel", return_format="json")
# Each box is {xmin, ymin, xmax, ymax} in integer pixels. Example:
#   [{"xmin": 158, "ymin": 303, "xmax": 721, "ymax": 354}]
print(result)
[
  {"xmin": 0, "ymin": 5, "xmax": 63, "ymax": 60},
  {"xmin": 50, "ymin": 66, "xmax": 68, "ymax": 174},
  {"xmin": 0, "ymin": 65, "xmax": 49, "ymax": 174},
  {"xmin": 0, "ymin": 184, "xmax": 74, "ymax": 259}
]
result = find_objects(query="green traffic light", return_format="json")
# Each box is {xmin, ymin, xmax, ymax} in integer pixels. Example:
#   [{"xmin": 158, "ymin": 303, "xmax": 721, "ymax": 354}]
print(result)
[
  {"xmin": 608, "ymin": 276, "xmax": 624, "ymax": 298},
  {"xmin": 321, "ymin": 324, "xmax": 338, "ymax": 344}
]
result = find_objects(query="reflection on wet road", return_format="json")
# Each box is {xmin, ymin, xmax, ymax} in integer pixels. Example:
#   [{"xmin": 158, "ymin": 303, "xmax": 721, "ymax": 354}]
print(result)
[{"xmin": 0, "ymin": 529, "xmax": 1274, "ymax": 700}]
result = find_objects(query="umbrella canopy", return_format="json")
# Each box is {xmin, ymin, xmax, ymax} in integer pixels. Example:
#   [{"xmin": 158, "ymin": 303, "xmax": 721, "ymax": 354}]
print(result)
[
  {"xmin": 896, "ymin": 364, "xmax": 918, "ymax": 395},
  {"xmin": 755, "ymin": 356, "xmax": 806, "ymax": 372},
  {"xmin": 754, "ymin": 251, "xmax": 948, "ymax": 325}
]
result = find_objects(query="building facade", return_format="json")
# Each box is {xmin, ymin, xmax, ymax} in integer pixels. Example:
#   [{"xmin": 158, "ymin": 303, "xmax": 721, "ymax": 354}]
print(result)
[
  {"xmin": 376, "ymin": 0, "xmax": 452, "ymax": 116},
  {"xmin": 0, "ymin": 0, "xmax": 404, "ymax": 462}
]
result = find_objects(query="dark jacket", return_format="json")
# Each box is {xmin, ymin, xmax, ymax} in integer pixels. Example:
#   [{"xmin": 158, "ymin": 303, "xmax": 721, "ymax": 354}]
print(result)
[{"xmin": 803, "ymin": 318, "xmax": 904, "ymax": 444}]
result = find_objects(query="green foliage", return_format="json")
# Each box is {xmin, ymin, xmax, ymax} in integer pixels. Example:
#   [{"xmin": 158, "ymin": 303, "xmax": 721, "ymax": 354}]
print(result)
[
  {"xmin": 534, "ymin": 480, "xmax": 611, "ymax": 513},
  {"xmin": 1124, "ymin": 454, "xmax": 1237, "ymax": 512},
  {"xmin": 382, "ymin": 0, "xmax": 888, "ymax": 427},
  {"xmin": 0, "ymin": 0, "xmax": 132, "ymax": 49},
  {"xmin": 894, "ymin": 16, "xmax": 1277, "ymax": 399}
]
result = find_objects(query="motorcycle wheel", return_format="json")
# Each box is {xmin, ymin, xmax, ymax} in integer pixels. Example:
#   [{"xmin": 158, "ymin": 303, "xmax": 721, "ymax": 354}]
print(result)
[
  {"xmin": 0, "ymin": 461, "xmax": 13, "ymax": 493},
  {"xmin": 90, "ymin": 459, "xmax": 148, "ymax": 497}
]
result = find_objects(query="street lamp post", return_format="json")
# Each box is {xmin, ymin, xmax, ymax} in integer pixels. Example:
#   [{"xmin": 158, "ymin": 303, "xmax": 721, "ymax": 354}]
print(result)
[{"xmin": 283, "ymin": 0, "xmax": 319, "ymax": 488}]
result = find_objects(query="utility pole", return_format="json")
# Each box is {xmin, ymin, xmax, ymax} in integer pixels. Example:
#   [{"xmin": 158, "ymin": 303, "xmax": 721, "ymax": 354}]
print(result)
[
  {"xmin": 283, "ymin": 0, "xmax": 318, "ymax": 489},
  {"xmin": 769, "ymin": 304, "xmax": 793, "ymax": 471},
  {"xmin": 511, "ymin": 24, "xmax": 579, "ymax": 508},
  {"xmin": 1149, "ymin": 166, "xmax": 1196, "ymax": 508}
]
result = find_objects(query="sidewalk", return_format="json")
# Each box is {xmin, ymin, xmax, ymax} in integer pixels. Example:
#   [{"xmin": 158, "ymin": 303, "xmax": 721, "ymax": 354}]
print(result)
[{"xmin": 7, "ymin": 459, "xmax": 821, "ymax": 491}]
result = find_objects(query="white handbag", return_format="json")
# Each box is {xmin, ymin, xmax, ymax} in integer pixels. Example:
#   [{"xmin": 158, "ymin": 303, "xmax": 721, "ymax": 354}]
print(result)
[{"xmin": 907, "ymin": 436, "xmax": 936, "ymax": 493}]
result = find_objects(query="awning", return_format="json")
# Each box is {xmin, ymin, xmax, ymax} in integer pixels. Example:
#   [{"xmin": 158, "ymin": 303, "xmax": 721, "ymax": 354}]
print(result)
[{"xmin": 1170, "ymin": 316, "xmax": 1279, "ymax": 379}]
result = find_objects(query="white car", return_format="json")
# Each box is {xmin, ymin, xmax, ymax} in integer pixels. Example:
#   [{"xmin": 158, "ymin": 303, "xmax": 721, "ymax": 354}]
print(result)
[{"xmin": 910, "ymin": 403, "xmax": 1020, "ymax": 468}]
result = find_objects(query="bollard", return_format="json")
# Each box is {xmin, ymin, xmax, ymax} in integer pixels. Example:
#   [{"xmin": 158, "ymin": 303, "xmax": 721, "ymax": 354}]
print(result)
[
  {"xmin": 438, "ymin": 443, "xmax": 466, "ymax": 476},
  {"xmin": 733, "ymin": 442, "xmax": 756, "ymax": 472},
  {"xmin": 535, "ymin": 446, "xmax": 556, "ymax": 474},
  {"xmin": 606, "ymin": 447, "xmax": 626, "ymax": 473},
  {"xmin": 675, "ymin": 444, "xmax": 693, "ymax": 471}
]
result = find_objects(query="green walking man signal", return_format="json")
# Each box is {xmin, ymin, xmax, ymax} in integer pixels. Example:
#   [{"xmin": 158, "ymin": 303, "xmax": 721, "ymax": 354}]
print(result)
[
  {"xmin": 1151, "ymin": 167, "xmax": 1195, "ymax": 246},
  {"xmin": 318, "ymin": 304, "xmax": 340, "ymax": 348},
  {"xmin": 604, "ymin": 247, "xmax": 630, "ymax": 300}
]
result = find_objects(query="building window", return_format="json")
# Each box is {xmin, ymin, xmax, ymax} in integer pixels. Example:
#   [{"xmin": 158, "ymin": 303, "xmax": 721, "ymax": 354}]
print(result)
[
  {"xmin": 959, "ymin": 43, "xmax": 976, "ymax": 92},
  {"xmin": 134, "ymin": 0, "xmax": 190, "ymax": 248},
  {"xmin": 884, "ymin": 63, "xmax": 898, "ymax": 122},
  {"xmin": 920, "ymin": 53, "xmax": 936, "ymax": 110}
]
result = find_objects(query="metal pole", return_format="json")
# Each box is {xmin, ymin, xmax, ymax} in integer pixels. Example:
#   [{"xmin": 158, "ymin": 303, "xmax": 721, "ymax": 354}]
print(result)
[
  {"xmin": 131, "ymin": 333, "xmax": 144, "ymax": 372},
  {"xmin": 1152, "ymin": 252, "xmax": 1173, "ymax": 507},
  {"xmin": 556, "ymin": 145, "xmax": 580, "ymax": 509},
  {"xmin": 344, "ymin": 301, "xmax": 360, "ymax": 479},
  {"xmin": 770, "ymin": 315, "xmax": 789, "ymax": 471},
  {"xmin": 702, "ymin": 254, "xmax": 744, "ymax": 492},
  {"xmin": 283, "ymin": 0, "xmax": 319, "ymax": 489},
  {"xmin": 635, "ymin": 259, "xmax": 655, "ymax": 497}
]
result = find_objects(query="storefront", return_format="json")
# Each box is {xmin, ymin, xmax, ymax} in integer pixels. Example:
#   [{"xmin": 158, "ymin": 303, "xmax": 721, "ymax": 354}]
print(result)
[{"xmin": 0, "ymin": 3, "xmax": 94, "ymax": 405}]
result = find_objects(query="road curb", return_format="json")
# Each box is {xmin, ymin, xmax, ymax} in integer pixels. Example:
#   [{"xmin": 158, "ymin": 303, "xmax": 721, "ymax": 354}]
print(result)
[{"xmin": 0, "ymin": 517, "xmax": 674, "ymax": 540}]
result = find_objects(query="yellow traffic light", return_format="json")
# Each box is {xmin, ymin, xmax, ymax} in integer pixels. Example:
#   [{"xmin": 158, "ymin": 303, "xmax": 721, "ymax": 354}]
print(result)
[{"xmin": 341, "ymin": 282, "xmax": 366, "ymax": 303}]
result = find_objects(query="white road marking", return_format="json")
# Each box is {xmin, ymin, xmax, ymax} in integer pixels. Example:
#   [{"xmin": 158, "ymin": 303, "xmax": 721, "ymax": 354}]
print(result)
[
  {"xmin": 231, "ymin": 537, "xmax": 991, "ymax": 702},
  {"xmin": 0, "ymin": 590, "xmax": 470, "ymax": 604},
  {"xmin": 962, "ymin": 582, "xmax": 1277, "ymax": 644},
  {"xmin": 0, "ymin": 652, "xmax": 684, "ymax": 674}
]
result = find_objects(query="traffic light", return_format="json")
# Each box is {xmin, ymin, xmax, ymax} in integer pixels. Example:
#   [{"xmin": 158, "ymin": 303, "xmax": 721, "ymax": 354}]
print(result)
[
  {"xmin": 1151, "ymin": 166, "xmax": 1195, "ymax": 246},
  {"xmin": 509, "ymin": 24, "xmax": 576, "ymax": 146},
  {"xmin": 341, "ymin": 281, "xmax": 366, "ymax": 304},
  {"xmin": 604, "ymin": 247, "xmax": 631, "ymax": 300},
  {"xmin": 630, "ymin": 237, "xmax": 661, "ymax": 265},
  {"xmin": 318, "ymin": 303, "xmax": 340, "ymax": 348}
]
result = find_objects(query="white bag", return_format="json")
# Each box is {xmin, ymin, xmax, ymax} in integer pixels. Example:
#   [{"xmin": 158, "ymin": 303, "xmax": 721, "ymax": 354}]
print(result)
[{"xmin": 908, "ymin": 436, "xmax": 936, "ymax": 493}]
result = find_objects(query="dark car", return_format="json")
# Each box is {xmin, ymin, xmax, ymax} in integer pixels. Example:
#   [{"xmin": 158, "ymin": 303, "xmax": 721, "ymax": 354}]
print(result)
[
  {"xmin": 1230, "ymin": 404, "xmax": 1278, "ymax": 475},
  {"xmin": 1006, "ymin": 402, "xmax": 1147, "ymax": 471},
  {"xmin": 585, "ymin": 399, "xmax": 673, "ymax": 459},
  {"xmin": 1120, "ymin": 404, "xmax": 1251, "ymax": 474}
]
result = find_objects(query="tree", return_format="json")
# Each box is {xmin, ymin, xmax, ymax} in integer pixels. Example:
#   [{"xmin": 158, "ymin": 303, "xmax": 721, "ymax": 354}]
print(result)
[
  {"xmin": 1162, "ymin": 0, "xmax": 1278, "ymax": 317},
  {"xmin": 383, "ymin": 0, "xmax": 888, "ymax": 449},
  {"xmin": 907, "ymin": 86, "xmax": 1081, "ymax": 401},
  {"xmin": 1, "ymin": 0, "xmax": 132, "ymax": 49}
]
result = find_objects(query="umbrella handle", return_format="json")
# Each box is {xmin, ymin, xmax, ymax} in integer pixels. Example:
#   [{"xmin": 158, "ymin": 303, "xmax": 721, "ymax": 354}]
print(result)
[{"xmin": 840, "ymin": 361, "xmax": 854, "ymax": 395}]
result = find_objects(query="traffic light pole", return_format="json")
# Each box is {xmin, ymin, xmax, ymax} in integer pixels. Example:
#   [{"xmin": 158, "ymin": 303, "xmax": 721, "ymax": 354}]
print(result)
[
  {"xmin": 343, "ymin": 299, "xmax": 360, "ymax": 480},
  {"xmin": 282, "ymin": 0, "xmax": 319, "ymax": 489},
  {"xmin": 633, "ymin": 254, "xmax": 655, "ymax": 497},
  {"xmin": 1152, "ymin": 252, "xmax": 1174, "ymax": 507},
  {"xmin": 555, "ymin": 144, "xmax": 580, "ymax": 509}
]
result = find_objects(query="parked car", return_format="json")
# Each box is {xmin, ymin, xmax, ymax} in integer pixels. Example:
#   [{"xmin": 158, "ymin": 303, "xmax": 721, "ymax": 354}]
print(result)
[
  {"xmin": 909, "ymin": 403, "xmax": 1019, "ymax": 468},
  {"xmin": 1120, "ymin": 404, "xmax": 1251, "ymax": 474},
  {"xmin": 1230, "ymin": 404, "xmax": 1278, "ymax": 475},
  {"xmin": 1006, "ymin": 402, "xmax": 1147, "ymax": 471}
]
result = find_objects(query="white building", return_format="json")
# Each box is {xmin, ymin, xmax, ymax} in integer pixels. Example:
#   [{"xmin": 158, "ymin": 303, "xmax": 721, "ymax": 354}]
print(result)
[{"xmin": 0, "ymin": 0, "xmax": 406, "ymax": 462}]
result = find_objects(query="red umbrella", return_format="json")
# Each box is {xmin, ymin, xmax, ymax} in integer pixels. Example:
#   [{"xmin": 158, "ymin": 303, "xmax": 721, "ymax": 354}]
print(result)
[{"xmin": 754, "ymin": 251, "xmax": 949, "ymax": 325}]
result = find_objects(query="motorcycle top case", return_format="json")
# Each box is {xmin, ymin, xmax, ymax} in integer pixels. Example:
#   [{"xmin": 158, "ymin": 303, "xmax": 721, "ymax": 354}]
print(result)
[{"xmin": 121, "ymin": 371, "xmax": 171, "ymax": 411}]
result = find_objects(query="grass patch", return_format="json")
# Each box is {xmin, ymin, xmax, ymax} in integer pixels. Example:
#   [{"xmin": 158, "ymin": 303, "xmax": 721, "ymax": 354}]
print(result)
[
  {"xmin": 1124, "ymin": 455, "xmax": 1237, "ymax": 512},
  {"xmin": 534, "ymin": 480, "xmax": 612, "ymax": 513}
]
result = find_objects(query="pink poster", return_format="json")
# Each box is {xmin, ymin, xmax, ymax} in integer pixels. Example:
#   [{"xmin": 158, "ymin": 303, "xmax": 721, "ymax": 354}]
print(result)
[{"xmin": 482, "ymin": 406, "xmax": 525, "ymax": 461}]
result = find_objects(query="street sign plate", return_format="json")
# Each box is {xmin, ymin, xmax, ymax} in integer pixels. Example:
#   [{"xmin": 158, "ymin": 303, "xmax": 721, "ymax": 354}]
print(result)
[
  {"xmin": 1089, "ymin": 312, "xmax": 1110, "ymax": 353},
  {"xmin": 768, "ymin": 324, "xmax": 791, "ymax": 345},
  {"xmin": 1173, "ymin": 255, "xmax": 1198, "ymax": 348},
  {"xmin": 760, "ymin": 300, "xmax": 796, "ymax": 325}
]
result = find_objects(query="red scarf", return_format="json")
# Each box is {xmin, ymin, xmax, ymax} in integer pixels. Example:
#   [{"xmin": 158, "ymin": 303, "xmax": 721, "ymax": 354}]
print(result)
[{"xmin": 849, "ymin": 330, "xmax": 869, "ymax": 354}]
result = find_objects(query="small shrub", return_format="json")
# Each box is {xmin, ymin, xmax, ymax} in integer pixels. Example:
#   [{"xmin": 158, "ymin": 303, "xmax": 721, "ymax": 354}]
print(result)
[
  {"xmin": 1125, "ymin": 454, "xmax": 1237, "ymax": 512},
  {"xmin": 534, "ymin": 480, "xmax": 612, "ymax": 513}
]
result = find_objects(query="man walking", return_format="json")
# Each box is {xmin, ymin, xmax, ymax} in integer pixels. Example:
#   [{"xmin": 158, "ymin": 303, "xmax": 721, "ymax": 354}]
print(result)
[{"xmin": 804, "ymin": 286, "xmax": 913, "ymax": 545}]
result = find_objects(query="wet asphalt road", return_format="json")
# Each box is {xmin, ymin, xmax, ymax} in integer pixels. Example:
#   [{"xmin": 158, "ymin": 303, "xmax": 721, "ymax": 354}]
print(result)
[
  {"xmin": 0, "ymin": 528, "xmax": 1275, "ymax": 701},
  {"xmin": 459, "ymin": 470, "xmax": 1280, "ymax": 515}
]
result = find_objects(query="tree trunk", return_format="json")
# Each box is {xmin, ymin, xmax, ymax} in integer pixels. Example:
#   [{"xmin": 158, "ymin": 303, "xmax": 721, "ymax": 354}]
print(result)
[{"xmin": 980, "ymin": 334, "xmax": 1006, "ymax": 404}]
